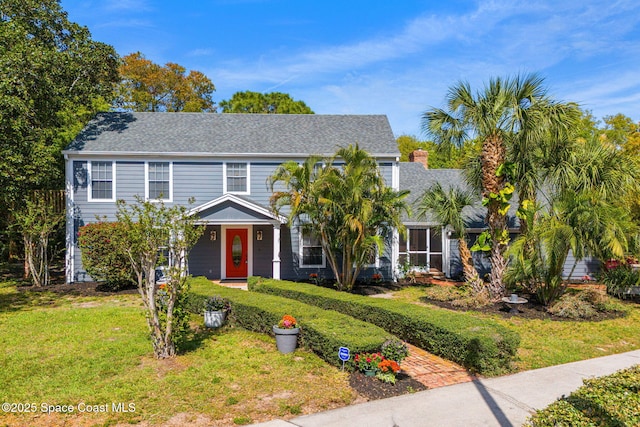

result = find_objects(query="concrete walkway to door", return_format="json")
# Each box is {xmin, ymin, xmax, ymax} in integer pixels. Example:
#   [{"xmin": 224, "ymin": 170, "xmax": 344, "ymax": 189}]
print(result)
[{"xmin": 213, "ymin": 279, "xmax": 248, "ymax": 290}]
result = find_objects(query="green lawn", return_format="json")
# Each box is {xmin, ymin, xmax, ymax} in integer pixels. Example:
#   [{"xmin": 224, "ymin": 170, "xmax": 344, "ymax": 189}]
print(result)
[
  {"xmin": 0, "ymin": 281, "xmax": 354, "ymax": 426},
  {"xmin": 391, "ymin": 285, "xmax": 640, "ymax": 370},
  {"xmin": 3, "ymin": 277, "xmax": 638, "ymax": 426}
]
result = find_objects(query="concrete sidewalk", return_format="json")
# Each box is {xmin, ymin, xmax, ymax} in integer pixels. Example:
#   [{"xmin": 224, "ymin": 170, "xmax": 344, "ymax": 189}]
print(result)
[{"xmin": 252, "ymin": 350, "xmax": 640, "ymax": 427}]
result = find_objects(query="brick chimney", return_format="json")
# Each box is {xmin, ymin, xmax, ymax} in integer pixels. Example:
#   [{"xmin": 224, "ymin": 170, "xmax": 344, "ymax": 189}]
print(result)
[{"xmin": 409, "ymin": 149, "xmax": 428, "ymax": 169}]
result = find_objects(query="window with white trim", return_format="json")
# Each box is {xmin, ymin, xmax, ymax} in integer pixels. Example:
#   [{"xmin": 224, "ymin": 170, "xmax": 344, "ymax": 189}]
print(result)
[
  {"xmin": 398, "ymin": 227, "xmax": 442, "ymax": 271},
  {"xmin": 146, "ymin": 161, "xmax": 172, "ymax": 201},
  {"xmin": 300, "ymin": 228, "xmax": 325, "ymax": 268},
  {"xmin": 225, "ymin": 162, "xmax": 249, "ymax": 194},
  {"xmin": 88, "ymin": 161, "xmax": 115, "ymax": 201}
]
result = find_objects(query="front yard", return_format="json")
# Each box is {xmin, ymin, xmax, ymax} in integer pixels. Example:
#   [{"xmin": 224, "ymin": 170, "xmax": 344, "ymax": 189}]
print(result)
[
  {"xmin": 391, "ymin": 284, "xmax": 640, "ymax": 371},
  {"xmin": 0, "ymin": 280, "xmax": 354, "ymax": 427},
  {"xmin": 1, "ymin": 274, "xmax": 639, "ymax": 426}
]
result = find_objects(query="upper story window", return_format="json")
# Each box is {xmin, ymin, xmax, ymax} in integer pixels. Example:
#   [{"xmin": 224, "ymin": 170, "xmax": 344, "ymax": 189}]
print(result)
[
  {"xmin": 225, "ymin": 162, "xmax": 250, "ymax": 194},
  {"xmin": 88, "ymin": 161, "xmax": 115, "ymax": 202},
  {"xmin": 146, "ymin": 161, "xmax": 172, "ymax": 201}
]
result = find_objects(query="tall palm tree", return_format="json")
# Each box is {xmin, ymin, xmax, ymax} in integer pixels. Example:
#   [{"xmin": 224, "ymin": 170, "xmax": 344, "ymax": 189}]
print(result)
[
  {"xmin": 416, "ymin": 183, "xmax": 483, "ymax": 293},
  {"xmin": 269, "ymin": 145, "xmax": 409, "ymax": 291},
  {"xmin": 422, "ymin": 74, "xmax": 578, "ymax": 300}
]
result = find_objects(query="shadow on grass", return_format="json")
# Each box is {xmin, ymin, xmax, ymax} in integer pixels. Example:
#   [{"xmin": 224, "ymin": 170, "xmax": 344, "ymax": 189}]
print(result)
[
  {"xmin": 566, "ymin": 393, "xmax": 633, "ymax": 427},
  {"xmin": 0, "ymin": 284, "xmax": 61, "ymax": 313},
  {"xmin": 179, "ymin": 324, "xmax": 225, "ymax": 354}
]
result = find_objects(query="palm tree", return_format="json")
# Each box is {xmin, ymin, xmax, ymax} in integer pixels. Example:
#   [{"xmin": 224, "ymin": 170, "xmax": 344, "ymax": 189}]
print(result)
[
  {"xmin": 422, "ymin": 74, "xmax": 578, "ymax": 300},
  {"xmin": 416, "ymin": 182, "xmax": 484, "ymax": 294},
  {"xmin": 506, "ymin": 135, "xmax": 640, "ymax": 305},
  {"xmin": 269, "ymin": 145, "xmax": 409, "ymax": 291}
]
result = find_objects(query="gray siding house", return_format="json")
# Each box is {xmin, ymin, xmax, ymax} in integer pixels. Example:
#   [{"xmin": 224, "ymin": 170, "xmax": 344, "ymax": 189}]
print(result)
[
  {"xmin": 63, "ymin": 112, "xmax": 403, "ymax": 283},
  {"xmin": 64, "ymin": 112, "xmax": 597, "ymax": 285}
]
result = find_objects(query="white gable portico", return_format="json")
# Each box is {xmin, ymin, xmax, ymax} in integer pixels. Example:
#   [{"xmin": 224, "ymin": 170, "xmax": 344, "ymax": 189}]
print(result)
[{"xmin": 188, "ymin": 194, "xmax": 286, "ymax": 280}]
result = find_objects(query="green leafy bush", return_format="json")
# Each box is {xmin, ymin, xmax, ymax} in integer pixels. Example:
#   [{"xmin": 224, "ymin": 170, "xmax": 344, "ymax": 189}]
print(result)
[
  {"xmin": 381, "ymin": 339, "xmax": 409, "ymax": 363},
  {"xmin": 78, "ymin": 222, "xmax": 135, "ymax": 289},
  {"xmin": 190, "ymin": 277, "xmax": 390, "ymax": 367},
  {"xmin": 250, "ymin": 277, "xmax": 520, "ymax": 375},
  {"xmin": 600, "ymin": 264, "xmax": 640, "ymax": 298},
  {"xmin": 528, "ymin": 365, "xmax": 640, "ymax": 426}
]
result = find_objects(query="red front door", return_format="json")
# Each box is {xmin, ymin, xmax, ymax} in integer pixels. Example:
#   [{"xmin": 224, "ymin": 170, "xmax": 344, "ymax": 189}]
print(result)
[{"xmin": 226, "ymin": 228, "xmax": 248, "ymax": 278}]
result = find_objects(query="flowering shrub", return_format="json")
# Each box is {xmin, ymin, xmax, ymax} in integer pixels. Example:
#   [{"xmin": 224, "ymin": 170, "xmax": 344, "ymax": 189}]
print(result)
[
  {"xmin": 309, "ymin": 273, "xmax": 320, "ymax": 285},
  {"xmin": 381, "ymin": 339, "xmax": 409, "ymax": 363},
  {"xmin": 371, "ymin": 273, "xmax": 383, "ymax": 283},
  {"xmin": 378, "ymin": 359, "xmax": 401, "ymax": 373},
  {"xmin": 605, "ymin": 259, "xmax": 620, "ymax": 270},
  {"xmin": 376, "ymin": 359, "xmax": 401, "ymax": 384},
  {"xmin": 277, "ymin": 314, "xmax": 298, "ymax": 329},
  {"xmin": 354, "ymin": 352, "xmax": 384, "ymax": 372}
]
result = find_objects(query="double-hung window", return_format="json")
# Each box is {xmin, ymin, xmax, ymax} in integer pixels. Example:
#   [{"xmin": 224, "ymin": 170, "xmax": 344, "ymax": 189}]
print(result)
[
  {"xmin": 88, "ymin": 161, "xmax": 115, "ymax": 201},
  {"xmin": 146, "ymin": 161, "xmax": 172, "ymax": 201},
  {"xmin": 300, "ymin": 228, "xmax": 325, "ymax": 268},
  {"xmin": 225, "ymin": 162, "xmax": 249, "ymax": 194}
]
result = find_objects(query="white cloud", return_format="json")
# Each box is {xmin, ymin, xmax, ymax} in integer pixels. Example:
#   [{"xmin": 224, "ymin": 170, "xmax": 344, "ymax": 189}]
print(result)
[
  {"xmin": 207, "ymin": 0, "xmax": 640, "ymax": 134},
  {"xmin": 187, "ymin": 48, "xmax": 215, "ymax": 57},
  {"xmin": 104, "ymin": 0, "xmax": 152, "ymax": 12}
]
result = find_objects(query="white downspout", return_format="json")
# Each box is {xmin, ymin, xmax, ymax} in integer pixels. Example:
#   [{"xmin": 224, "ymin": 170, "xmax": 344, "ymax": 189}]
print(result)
[{"xmin": 64, "ymin": 155, "xmax": 74, "ymax": 283}]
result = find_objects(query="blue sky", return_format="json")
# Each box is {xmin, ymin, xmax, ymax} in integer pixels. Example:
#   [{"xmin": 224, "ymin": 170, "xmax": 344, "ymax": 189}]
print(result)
[{"xmin": 61, "ymin": 0, "xmax": 640, "ymax": 137}]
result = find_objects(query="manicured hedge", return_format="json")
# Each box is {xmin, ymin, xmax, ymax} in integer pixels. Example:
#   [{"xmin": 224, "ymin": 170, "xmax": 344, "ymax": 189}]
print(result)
[
  {"xmin": 249, "ymin": 277, "xmax": 520, "ymax": 375},
  {"xmin": 189, "ymin": 277, "xmax": 391, "ymax": 367},
  {"xmin": 528, "ymin": 365, "xmax": 640, "ymax": 426}
]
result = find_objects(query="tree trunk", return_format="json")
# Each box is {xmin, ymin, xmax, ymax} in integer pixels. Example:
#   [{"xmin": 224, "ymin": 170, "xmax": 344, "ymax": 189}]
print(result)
[
  {"xmin": 458, "ymin": 238, "xmax": 484, "ymax": 294},
  {"xmin": 482, "ymin": 133, "xmax": 508, "ymax": 300}
]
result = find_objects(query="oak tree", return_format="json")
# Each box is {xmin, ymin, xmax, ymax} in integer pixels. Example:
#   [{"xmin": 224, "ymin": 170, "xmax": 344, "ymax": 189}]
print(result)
[{"xmin": 116, "ymin": 52, "xmax": 216, "ymax": 112}]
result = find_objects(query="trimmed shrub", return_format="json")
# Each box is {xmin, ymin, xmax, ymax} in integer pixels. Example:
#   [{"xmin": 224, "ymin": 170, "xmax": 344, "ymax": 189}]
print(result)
[
  {"xmin": 528, "ymin": 365, "xmax": 640, "ymax": 426},
  {"xmin": 77, "ymin": 222, "xmax": 135, "ymax": 289},
  {"xmin": 250, "ymin": 277, "xmax": 520, "ymax": 375},
  {"xmin": 189, "ymin": 277, "xmax": 390, "ymax": 367}
]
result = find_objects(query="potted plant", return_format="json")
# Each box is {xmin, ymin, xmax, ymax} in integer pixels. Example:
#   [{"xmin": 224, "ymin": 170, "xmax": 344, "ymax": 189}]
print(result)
[
  {"xmin": 204, "ymin": 296, "xmax": 230, "ymax": 328},
  {"xmin": 273, "ymin": 314, "xmax": 300, "ymax": 354},
  {"xmin": 354, "ymin": 352, "xmax": 384, "ymax": 376}
]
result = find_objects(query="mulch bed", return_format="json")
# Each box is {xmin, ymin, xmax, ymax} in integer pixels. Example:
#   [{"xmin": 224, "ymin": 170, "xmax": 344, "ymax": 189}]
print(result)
[
  {"xmin": 349, "ymin": 371, "xmax": 427, "ymax": 400},
  {"xmin": 17, "ymin": 280, "xmax": 138, "ymax": 296},
  {"xmin": 420, "ymin": 293, "xmax": 627, "ymax": 322}
]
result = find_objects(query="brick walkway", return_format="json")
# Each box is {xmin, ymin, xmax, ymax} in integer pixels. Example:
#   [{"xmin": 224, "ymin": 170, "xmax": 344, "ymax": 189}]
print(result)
[
  {"xmin": 401, "ymin": 343, "xmax": 476, "ymax": 389},
  {"xmin": 215, "ymin": 281, "xmax": 474, "ymax": 388}
]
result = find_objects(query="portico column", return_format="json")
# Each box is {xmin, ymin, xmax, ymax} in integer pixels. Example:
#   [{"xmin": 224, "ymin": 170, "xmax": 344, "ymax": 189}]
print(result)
[{"xmin": 272, "ymin": 224, "xmax": 281, "ymax": 279}]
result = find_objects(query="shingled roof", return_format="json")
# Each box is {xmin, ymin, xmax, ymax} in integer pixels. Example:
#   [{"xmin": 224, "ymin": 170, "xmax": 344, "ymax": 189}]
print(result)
[
  {"xmin": 64, "ymin": 112, "xmax": 399, "ymax": 156},
  {"xmin": 399, "ymin": 162, "xmax": 486, "ymax": 226},
  {"xmin": 399, "ymin": 162, "xmax": 521, "ymax": 229}
]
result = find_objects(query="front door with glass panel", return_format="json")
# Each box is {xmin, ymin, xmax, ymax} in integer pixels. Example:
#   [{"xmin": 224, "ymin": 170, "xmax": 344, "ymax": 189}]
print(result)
[{"xmin": 226, "ymin": 229, "xmax": 248, "ymax": 278}]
